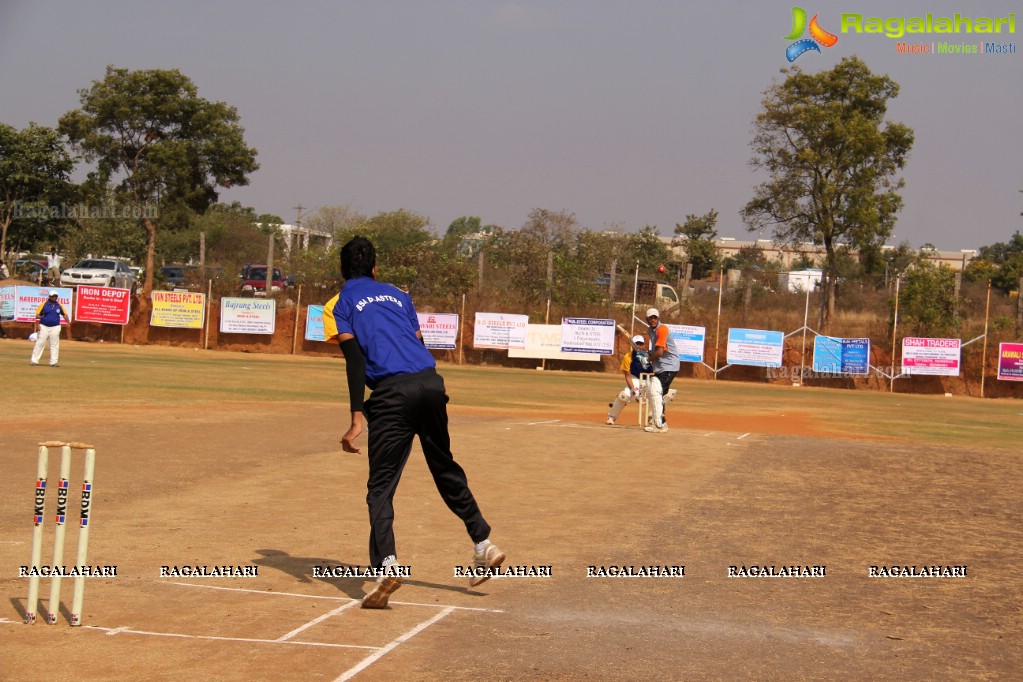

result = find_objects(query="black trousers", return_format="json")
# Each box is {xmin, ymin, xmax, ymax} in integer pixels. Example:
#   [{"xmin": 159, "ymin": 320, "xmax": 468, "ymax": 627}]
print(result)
[{"xmin": 364, "ymin": 368, "xmax": 490, "ymax": 568}]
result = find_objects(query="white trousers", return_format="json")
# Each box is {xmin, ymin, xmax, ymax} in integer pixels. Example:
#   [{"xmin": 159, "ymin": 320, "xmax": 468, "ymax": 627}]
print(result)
[
  {"xmin": 608, "ymin": 377, "xmax": 674, "ymax": 421},
  {"xmin": 608, "ymin": 376, "xmax": 648, "ymax": 421},
  {"xmin": 31, "ymin": 324, "xmax": 61, "ymax": 365}
]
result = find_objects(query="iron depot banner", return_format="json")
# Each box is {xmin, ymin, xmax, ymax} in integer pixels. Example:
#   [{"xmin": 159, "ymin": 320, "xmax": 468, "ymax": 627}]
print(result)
[
  {"xmin": 473, "ymin": 312, "xmax": 529, "ymax": 349},
  {"xmin": 667, "ymin": 324, "xmax": 706, "ymax": 363},
  {"xmin": 560, "ymin": 317, "xmax": 615, "ymax": 355},
  {"xmin": 305, "ymin": 305, "xmax": 326, "ymax": 342},
  {"xmin": 508, "ymin": 324, "xmax": 601, "ymax": 361},
  {"xmin": 220, "ymin": 297, "xmax": 276, "ymax": 334},
  {"xmin": 14, "ymin": 286, "xmax": 74, "ymax": 323},
  {"xmin": 997, "ymin": 342, "xmax": 1023, "ymax": 382},
  {"xmin": 812, "ymin": 336, "xmax": 871, "ymax": 375},
  {"xmin": 901, "ymin": 337, "xmax": 961, "ymax": 376},
  {"xmin": 417, "ymin": 312, "xmax": 459, "ymax": 350},
  {"xmin": 150, "ymin": 291, "xmax": 205, "ymax": 329},
  {"xmin": 726, "ymin": 328, "xmax": 785, "ymax": 368},
  {"xmin": 74, "ymin": 286, "xmax": 132, "ymax": 325}
]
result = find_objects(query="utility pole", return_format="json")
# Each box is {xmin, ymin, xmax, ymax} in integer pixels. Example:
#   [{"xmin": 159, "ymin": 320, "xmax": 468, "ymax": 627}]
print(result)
[{"xmin": 293, "ymin": 204, "xmax": 307, "ymax": 251}]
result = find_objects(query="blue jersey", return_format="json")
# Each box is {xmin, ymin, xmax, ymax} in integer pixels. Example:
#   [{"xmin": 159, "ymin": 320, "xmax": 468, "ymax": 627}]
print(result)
[
  {"xmin": 323, "ymin": 277, "xmax": 434, "ymax": 389},
  {"xmin": 35, "ymin": 299, "xmax": 68, "ymax": 327}
]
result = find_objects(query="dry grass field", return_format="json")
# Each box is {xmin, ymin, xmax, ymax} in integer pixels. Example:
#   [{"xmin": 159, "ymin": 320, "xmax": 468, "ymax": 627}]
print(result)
[{"xmin": 1, "ymin": 338, "xmax": 1021, "ymax": 680}]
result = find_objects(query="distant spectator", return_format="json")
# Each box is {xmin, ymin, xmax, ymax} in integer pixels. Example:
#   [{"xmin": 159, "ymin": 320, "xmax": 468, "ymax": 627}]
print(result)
[{"xmin": 46, "ymin": 247, "xmax": 63, "ymax": 285}]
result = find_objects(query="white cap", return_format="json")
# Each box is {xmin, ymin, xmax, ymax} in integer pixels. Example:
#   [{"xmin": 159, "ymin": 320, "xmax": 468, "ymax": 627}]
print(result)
[
  {"xmin": 48, "ymin": 290, "xmax": 59, "ymax": 297},
  {"xmin": 632, "ymin": 335, "xmax": 645, "ymax": 344},
  {"xmin": 646, "ymin": 308, "xmax": 659, "ymax": 318}
]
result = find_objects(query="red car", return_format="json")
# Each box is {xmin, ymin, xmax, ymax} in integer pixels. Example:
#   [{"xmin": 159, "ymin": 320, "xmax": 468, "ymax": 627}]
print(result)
[{"xmin": 240, "ymin": 265, "xmax": 284, "ymax": 296}]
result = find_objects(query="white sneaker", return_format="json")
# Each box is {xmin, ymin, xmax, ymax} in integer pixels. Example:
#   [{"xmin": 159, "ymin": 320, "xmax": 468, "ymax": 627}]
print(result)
[
  {"xmin": 644, "ymin": 423, "xmax": 669, "ymax": 433},
  {"xmin": 605, "ymin": 416, "xmax": 615, "ymax": 425}
]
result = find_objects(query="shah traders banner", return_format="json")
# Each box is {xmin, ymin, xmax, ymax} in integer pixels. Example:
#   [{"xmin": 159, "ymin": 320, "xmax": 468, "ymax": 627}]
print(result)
[
  {"xmin": 997, "ymin": 342, "xmax": 1023, "ymax": 382},
  {"xmin": 74, "ymin": 285, "xmax": 132, "ymax": 325},
  {"xmin": 305, "ymin": 305, "xmax": 326, "ymax": 342},
  {"xmin": 417, "ymin": 312, "xmax": 459, "ymax": 350},
  {"xmin": 667, "ymin": 324, "xmax": 706, "ymax": 363},
  {"xmin": 560, "ymin": 317, "xmax": 615, "ymax": 355},
  {"xmin": 901, "ymin": 337, "xmax": 961, "ymax": 376},
  {"xmin": 726, "ymin": 328, "xmax": 785, "ymax": 368},
  {"xmin": 15, "ymin": 286, "xmax": 73, "ymax": 323},
  {"xmin": 812, "ymin": 336, "xmax": 870, "ymax": 375},
  {"xmin": 473, "ymin": 312, "xmax": 528, "ymax": 349},
  {"xmin": 0, "ymin": 286, "xmax": 14, "ymax": 320},
  {"xmin": 151, "ymin": 291, "xmax": 206, "ymax": 329},
  {"xmin": 220, "ymin": 297, "xmax": 276, "ymax": 334},
  {"xmin": 508, "ymin": 324, "xmax": 601, "ymax": 361}
]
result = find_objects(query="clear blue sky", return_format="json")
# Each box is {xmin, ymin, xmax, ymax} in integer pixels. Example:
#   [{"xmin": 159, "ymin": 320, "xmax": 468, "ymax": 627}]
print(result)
[{"xmin": 1, "ymin": 0, "xmax": 1019, "ymax": 250}]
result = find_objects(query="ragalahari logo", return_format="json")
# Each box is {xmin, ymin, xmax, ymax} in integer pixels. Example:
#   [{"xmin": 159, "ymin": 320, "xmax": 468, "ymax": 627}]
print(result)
[{"xmin": 785, "ymin": 7, "xmax": 839, "ymax": 61}]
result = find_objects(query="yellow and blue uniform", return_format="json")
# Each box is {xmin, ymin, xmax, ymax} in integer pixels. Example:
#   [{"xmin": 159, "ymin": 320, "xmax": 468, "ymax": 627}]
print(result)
[
  {"xmin": 326, "ymin": 275, "xmax": 491, "ymax": 568},
  {"xmin": 323, "ymin": 278, "xmax": 433, "ymax": 388}
]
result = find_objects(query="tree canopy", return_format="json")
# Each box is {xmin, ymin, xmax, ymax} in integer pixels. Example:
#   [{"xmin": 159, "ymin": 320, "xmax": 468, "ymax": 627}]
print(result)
[
  {"xmin": 59, "ymin": 66, "xmax": 259, "ymax": 300},
  {"xmin": 742, "ymin": 56, "xmax": 913, "ymax": 329},
  {"xmin": 673, "ymin": 209, "xmax": 721, "ymax": 280},
  {"xmin": 0, "ymin": 122, "xmax": 75, "ymax": 261}
]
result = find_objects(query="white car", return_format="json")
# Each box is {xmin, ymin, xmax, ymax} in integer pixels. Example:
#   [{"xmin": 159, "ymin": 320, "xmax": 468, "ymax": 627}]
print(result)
[{"xmin": 60, "ymin": 258, "xmax": 137, "ymax": 291}]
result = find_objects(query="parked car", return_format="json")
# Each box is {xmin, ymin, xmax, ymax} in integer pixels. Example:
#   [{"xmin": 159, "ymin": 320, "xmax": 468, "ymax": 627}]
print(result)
[
  {"xmin": 14, "ymin": 259, "xmax": 48, "ymax": 283},
  {"xmin": 60, "ymin": 258, "xmax": 137, "ymax": 290},
  {"xmin": 161, "ymin": 265, "xmax": 196, "ymax": 290},
  {"xmin": 240, "ymin": 264, "xmax": 284, "ymax": 296}
]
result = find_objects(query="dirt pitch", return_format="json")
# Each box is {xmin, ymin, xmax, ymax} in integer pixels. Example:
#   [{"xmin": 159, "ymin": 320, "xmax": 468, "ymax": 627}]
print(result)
[{"xmin": 1, "ymin": 339, "xmax": 1021, "ymax": 681}]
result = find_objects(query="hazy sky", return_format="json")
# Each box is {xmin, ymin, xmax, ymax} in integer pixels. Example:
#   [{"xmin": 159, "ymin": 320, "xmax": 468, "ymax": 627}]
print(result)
[{"xmin": 1, "ymin": 1, "xmax": 1019, "ymax": 250}]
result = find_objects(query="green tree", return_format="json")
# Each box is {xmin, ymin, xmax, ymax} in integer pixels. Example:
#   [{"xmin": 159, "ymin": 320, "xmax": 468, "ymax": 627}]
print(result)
[
  {"xmin": 742, "ymin": 56, "xmax": 913, "ymax": 331},
  {"xmin": 304, "ymin": 204, "xmax": 366, "ymax": 241},
  {"xmin": 896, "ymin": 258, "xmax": 959, "ymax": 336},
  {"xmin": 59, "ymin": 66, "xmax": 259, "ymax": 302},
  {"xmin": 967, "ymin": 231, "xmax": 1023, "ymax": 293},
  {"xmin": 622, "ymin": 225, "xmax": 678, "ymax": 276},
  {"xmin": 346, "ymin": 209, "xmax": 434, "ymax": 288},
  {"xmin": 672, "ymin": 209, "xmax": 721, "ymax": 279},
  {"xmin": 0, "ymin": 122, "xmax": 75, "ymax": 261}
]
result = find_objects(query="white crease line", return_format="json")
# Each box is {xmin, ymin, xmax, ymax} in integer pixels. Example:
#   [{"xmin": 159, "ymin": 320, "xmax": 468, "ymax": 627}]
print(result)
[
  {"xmin": 277, "ymin": 601, "xmax": 360, "ymax": 642},
  {"xmin": 334, "ymin": 606, "xmax": 456, "ymax": 682},
  {"xmin": 166, "ymin": 581, "xmax": 503, "ymax": 612},
  {"xmin": 88, "ymin": 625, "xmax": 379, "ymax": 650},
  {"xmin": 525, "ymin": 419, "xmax": 561, "ymax": 425},
  {"xmin": 166, "ymin": 581, "xmax": 350, "ymax": 601},
  {"xmin": 389, "ymin": 600, "xmax": 502, "ymax": 613},
  {"xmin": 737, "ymin": 433, "xmax": 751, "ymax": 440}
]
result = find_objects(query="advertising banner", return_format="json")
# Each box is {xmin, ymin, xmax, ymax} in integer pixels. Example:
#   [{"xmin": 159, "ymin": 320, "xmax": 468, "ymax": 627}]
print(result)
[
  {"xmin": 417, "ymin": 312, "xmax": 459, "ymax": 350},
  {"xmin": 508, "ymin": 324, "xmax": 601, "ymax": 361},
  {"xmin": 305, "ymin": 305, "xmax": 326, "ymax": 342},
  {"xmin": 812, "ymin": 336, "xmax": 870, "ymax": 375},
  {"xmin": 560, "ymin": 317, "xmax": 615, "ymax": 355},
  {"xmin": 150, "ymin": 291, "xmax": 205, "ymax": 329},
  {"xmin": 997, "ymin": 342, "xmax": 1023, "ymax": 382},
  {"xmin": 473, "ymin": 312, "xmax": 528, "ymax": 349},
  {"xmin": 220, "ymin": 297, "xmax": 276, "ymax": 334},
  {"xmin": 726, "ymin": 328, "xmax": 785, "ymax": 368},
  {"xmin": 0, "ymin": 286, "xmax": 14, "ymax": 321},
  {"xmin": 901, "ymin": 337, "xmax": 961, "ymax": 376},
  {"xmin": 73, "ymin": 286, "xmax": 132, "ymax": 325},
  {"xmin": 667, "ymin": 324, "xmax": 706, "ymax": 363},
  {"xmin": 15, "ymin": 286, "xmax": 73, "ymax": 323}
]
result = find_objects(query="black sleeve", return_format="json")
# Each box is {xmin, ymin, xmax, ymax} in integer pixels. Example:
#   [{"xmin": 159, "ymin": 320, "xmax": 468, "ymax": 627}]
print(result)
[{"xmin": 339, "ymin": 337, "xmax": 366, "ymax": 412}]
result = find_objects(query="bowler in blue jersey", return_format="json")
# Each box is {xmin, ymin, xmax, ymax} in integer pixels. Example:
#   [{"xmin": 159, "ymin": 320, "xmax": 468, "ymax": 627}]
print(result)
[{"xmin": 323, "ymin": 236, "xmax": 505, "ymax": 608}]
